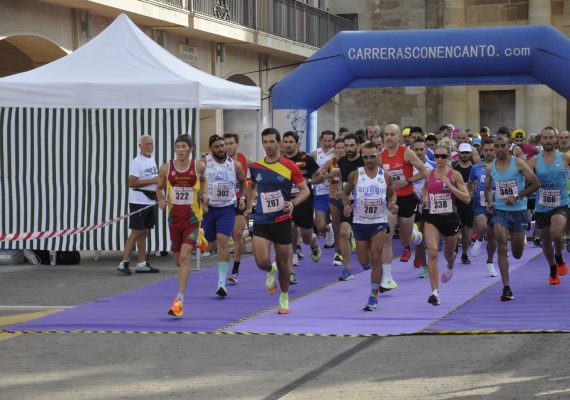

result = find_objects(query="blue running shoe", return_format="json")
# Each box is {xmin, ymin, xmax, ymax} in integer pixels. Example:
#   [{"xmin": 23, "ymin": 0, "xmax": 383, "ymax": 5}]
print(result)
[
  {"xmin": 339, "ymin": 269, "xmax": 354, "ymax": 281},
  {"xmin": 363, "ymin": 296, "xmax": 378, "ymax": 311}
]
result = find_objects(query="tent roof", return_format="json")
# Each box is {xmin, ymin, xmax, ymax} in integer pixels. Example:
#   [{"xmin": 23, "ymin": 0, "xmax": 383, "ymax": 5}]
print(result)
[{"xmin": 0, "ymin": 14, "xmax": 260, "ymax": 109}]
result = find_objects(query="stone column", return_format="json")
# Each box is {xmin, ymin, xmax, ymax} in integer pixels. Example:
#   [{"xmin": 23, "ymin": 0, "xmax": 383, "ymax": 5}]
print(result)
[
  {"xmin": 526, "ymin": 0, "xmax": 552, "ymax": 133},
  {"xmin": 441, "ymin": 0, "xmax": 467, "ymax": 130}
]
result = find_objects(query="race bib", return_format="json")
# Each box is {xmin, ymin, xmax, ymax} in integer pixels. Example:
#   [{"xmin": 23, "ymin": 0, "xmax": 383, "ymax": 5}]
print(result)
[
  {"xmin": 211, "ymin": 182, "xmax": 234, "ymax": 201},
  {"xmin": 479, "ymin": 190, "xmax": 494, "ymax": 207},
  {"xmin": 261, "ymin": 190, "xmax": 285, "ymax": 214},
  {"xmin": 388, "ymin": 169, "xmax": 405, "ymax": 183},
  {"xmin": 495, "ymin": 180, "xmax": 518, "ymax": 200},
  {"xmin": 356, "ymin": 198, "xmax": 385, "ymax": 220},
  {"xmin": 429, "ymin": 193, "xmax": 453, "ymax": 214},
  {"xmin": 538, "ymin": 188, "xmax": 561, "ymax": 208},
  {"xmin": 172, "ymin": 187, "xmax": 194, "ymax": 205}
]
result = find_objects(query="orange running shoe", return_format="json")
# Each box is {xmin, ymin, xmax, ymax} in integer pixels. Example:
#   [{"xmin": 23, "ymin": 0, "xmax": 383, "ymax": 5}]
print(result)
[
  {"xmin": 557, "ymin": 263, "xmax": 568, "ymax": 276},
  {"xmin": 549, "ymin": 275, "xmax": 561, "ymax": 286},
  {"xmin": 168, "ymin": 299, "xmax": 184, "ymax": 317},
  {"xmin": 400, "ymin": 248, "xmax": 412, "ymax": 262},
  {"xmin": 413, "ymin": 256, "xmax": 422, "ymax": 269}
]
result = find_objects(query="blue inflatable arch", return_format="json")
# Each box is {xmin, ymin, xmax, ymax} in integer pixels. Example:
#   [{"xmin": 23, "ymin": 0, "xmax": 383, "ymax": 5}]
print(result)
[{"xmin": 272, "ymin": 25, "xmax": 570, "ymax": 149}]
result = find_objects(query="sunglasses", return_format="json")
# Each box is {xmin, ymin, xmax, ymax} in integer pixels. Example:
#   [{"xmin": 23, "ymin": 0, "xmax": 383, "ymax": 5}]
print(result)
[
  {"xmin": 494, "ymin": 144, "xmax": 508, "ymax": 148},
  {"xmin": 460, "ymin": 151, "xmax": 471, "ymax": 155},
  {"xmin": 434, "ymin": 154, "xmax": 449, "ymax": 159},
  {"xmin": 362, "ymin": 154, "xmax": 378, "ymax": 160}
]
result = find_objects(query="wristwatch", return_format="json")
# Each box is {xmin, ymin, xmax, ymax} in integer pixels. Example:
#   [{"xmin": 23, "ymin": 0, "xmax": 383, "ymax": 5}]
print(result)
[{"xmin": 514, "ymin": 194, "xmax": 520, "ymax": 202}]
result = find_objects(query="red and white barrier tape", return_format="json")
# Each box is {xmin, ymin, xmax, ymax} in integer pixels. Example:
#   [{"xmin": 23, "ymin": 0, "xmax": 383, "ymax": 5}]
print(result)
[{"xmin": 0, "ymin": 204, "xmax": 154, "ymax": 242}]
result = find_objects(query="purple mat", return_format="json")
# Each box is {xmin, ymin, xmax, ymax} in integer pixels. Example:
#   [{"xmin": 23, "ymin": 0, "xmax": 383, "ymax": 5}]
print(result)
[
  {"xmin": 5, "ymin": 243, "xmax": 347, "ymax": 333},
  {"xmin": 226, "ymin": 246, "xmax": 543, "ymax": 335},
  {"xmin": 427, "ymin": 252, "xmax": 570, "ymax": 332}
]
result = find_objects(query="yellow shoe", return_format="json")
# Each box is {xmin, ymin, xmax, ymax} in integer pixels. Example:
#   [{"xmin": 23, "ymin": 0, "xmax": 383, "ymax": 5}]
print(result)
[
  {"xmin": 167, "ymin": 299, "xmax": 183, "ymax": 317},
  {"xmin": 265, "ymin": 262, "xmax": 278, "ymax": 295},
  {"xmin": 278, "ymin": 292, "xmax": 289, "ymax": 314}
]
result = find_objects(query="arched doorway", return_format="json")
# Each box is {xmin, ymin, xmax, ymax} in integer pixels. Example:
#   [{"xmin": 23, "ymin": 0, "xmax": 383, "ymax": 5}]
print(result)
[
  {"xmin": 224, "ymin": 74, "xmax": 260, "ymax": 159},
  {"xmin": 0, "ymin": 34, "xmax": 67, "ymax": 77}
]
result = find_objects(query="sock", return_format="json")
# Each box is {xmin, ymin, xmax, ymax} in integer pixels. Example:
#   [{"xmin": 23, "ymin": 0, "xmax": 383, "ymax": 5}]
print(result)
[
  {"xmin": 432, "ymin": 289, "xmax": 438, "ymax": 296},
  {"xmin": 280, "ymin": 291, "xmax": 289, "ymax": 301},
  {"xmin": 383, "ymin": 263, "xmax": 392, "ymax": 277},
  {"xmin": 370, "ymin": 283, "xmax": 379, "ymax": 297},
  {"xmin": 555, "ymin": 254, "xmax": 564, "ymax": 265},
  {"xmin": 137, "ymin": 261, "xmax": 147, "ymax": 268},
  {"xmin": 486, "ymin": 259, "xmax": 493, "ymax": 264},
  {"xmin": 232, "ymin": 261, "xmax": 240, "ymax": 275},
  {"xmin": 176, "ymin": 293, "xmax": 184, "ymax": 302},
  {"xmin": 218, "ymin": 261, "xmax": 229, "ymax": 287},
  {"xmin": 550, "ymin": 264, "xmax": 558, "ymax": 278}
]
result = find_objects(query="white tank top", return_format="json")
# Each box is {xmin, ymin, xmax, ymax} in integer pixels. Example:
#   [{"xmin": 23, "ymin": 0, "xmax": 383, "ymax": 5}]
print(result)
[
  {"xmin": 205, "ymin": 154, "xmax": 237, "ymax": 207},
  {"xmin": 313, "ymin": 148, "xmax": 333, "ymax": 196},
  {"xmin": 353, "ymin": 167, "xmax": 388, "ymax": 225}
]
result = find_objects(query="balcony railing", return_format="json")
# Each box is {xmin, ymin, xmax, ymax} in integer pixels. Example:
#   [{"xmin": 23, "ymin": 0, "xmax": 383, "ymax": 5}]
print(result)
[{"xmin": 189, "ymin": 0, "xmax": 356, "ymax": 47}]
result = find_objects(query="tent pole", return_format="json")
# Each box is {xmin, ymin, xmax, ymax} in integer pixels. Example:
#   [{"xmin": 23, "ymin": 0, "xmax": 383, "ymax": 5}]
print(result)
[{"xmin": 194, "ymin": 108, "xmax": 201, "ymax": 271}]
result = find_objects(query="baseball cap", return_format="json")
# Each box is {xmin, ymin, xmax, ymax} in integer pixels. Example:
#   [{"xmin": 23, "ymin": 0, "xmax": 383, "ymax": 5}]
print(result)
[
  {"xmin": 472, "ymin": 138, "xmax": 482, "ymax": 147},
  {"xmin": 512, "ymin": 129, "xmax": 526, "ymax": 139},
  {"xmin": 208, "ymin": 134, "xmax": 224, "ymax": 146},
  {"xmin": 402, "ymin": 127, "xmax": 411, "ymax": 136},
  {"xmin": 458, "ymin": 143, "xmax": 472, "ymax": 153}
]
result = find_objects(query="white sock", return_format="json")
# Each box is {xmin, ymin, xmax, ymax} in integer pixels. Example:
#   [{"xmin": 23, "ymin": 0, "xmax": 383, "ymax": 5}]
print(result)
[
  {"xmin": 176, "ymin": 293, "xmax": 184, "ymax": 302},
  {"xmin": 137, "ymin": 261, "xmax": 147, "ymax": 268},
  {"xmin": 382, "ymin": 263, "xmax": 392, "ymax": 282}
]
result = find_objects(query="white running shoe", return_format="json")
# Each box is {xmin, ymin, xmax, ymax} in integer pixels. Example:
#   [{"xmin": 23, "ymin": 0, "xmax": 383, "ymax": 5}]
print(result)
[
  {"xmin": 486, "ymin": 263, "xmax": 498, "ymax": 277},
  {"xmin": 470, "ymin": 240, "xmax": 483, "ymax": 258},
  {"xmin": 412, "ymin": 223, "xmax": 423, "ymax": 246},
  {"xmin": 325, "ymin": 224, "xmax": 335, "ymax": 248},
  {"xmin": 293, "ymin": 253, "xmax": 300, "ymax": 266},
  {"xmin": 382, "ymin": 276, "xmax": 398, "ymax": 290}
]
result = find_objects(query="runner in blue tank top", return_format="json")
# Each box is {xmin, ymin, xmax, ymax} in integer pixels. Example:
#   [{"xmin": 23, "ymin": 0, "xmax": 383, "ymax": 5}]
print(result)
[
  {"xmin": 485, "ymin": 135, "xmax": 539, "ymax": 302},
  {"xmin": 527, "ymin": 127, "xmax": 570, "ymax": 286}
]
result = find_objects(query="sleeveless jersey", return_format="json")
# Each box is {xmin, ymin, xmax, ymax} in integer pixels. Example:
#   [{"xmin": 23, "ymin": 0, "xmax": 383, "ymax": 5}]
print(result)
[
  {"xmin": 167, "ymin": 160, "xmax": 202, "ymax": 226},
  {"xmin": 250, "ymin": 157, "xmax": 304, "ymax": 224},
  {"xmin": 469, "ymin": 162, "xmax": 495, "ymax": 208},
  {"xmin": 490, "ymin": 157, "xmax": 526, "ymax": 211},
  {"xmin": 205, "ymin": 154, "xmax": 237, "ymax": 208},
  {"xmin": 353, "ymin": 167, "xmax": 388, "ymax": 225},
  {"xmin": 534, "ymin": 151, "xmax": 569, "ymax": 212},
  {"xmin": 427, "ymin": 169, "xmax": 455, "ymax": 215},
  {"xmin": 329, "ymin": 157, "xmax": 340, "ymax": 185},
  {"xmin": 313, "ymin": 148, "xmax": 333, "ymax": 196},
  {"xmin": 235, "ymin": 152, "xmax": 248, "ymax": 200},
  {"xmin": 381, "ymin": 145, "xmax": 414, "ymax": 197}
]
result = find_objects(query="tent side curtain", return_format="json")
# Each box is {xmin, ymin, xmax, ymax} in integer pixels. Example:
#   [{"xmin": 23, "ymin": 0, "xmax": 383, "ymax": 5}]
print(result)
[{"xmin": 0, "ymin": 107, "xmax": 196, "ymax": 251}]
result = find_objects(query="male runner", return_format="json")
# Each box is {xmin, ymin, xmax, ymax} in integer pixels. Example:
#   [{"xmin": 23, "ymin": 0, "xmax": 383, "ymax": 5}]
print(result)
[{"xmin": 310, "ymin": 130, "xmax": 335, "ymax": 248}]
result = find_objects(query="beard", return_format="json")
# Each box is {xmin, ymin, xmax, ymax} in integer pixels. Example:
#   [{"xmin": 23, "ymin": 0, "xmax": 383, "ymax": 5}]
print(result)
[{"xmin": 346, "ymin": 150, "xmax": 356, "ymax": 158}]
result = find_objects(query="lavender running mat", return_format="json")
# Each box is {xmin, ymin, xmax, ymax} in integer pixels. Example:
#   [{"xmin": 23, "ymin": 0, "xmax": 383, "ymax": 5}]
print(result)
[
  {"xmin": 226, "ymin": 247, "xmax": 543, "ymax": 335},
  {"xmin": 427, "ymin": 251, "xmax": 570, "ymax": 332},
  {"xmin": 5, "ymin": 245, "xmax": 344, "ymax": 333}
]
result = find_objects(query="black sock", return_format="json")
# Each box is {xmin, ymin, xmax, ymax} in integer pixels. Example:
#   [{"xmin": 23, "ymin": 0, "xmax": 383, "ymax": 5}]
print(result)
[
  {"xmin": 555, "ymin": 254, "xmax": 564, "ymax": 265},
  {"xmin": 486, "ymin": 260, "xmax": 493, "ymax": 264},
  {"xmin": 232, "ymin": 261, "xmax": 240, "ymax": 274},
  {"xmin": 550, "ymin": 264, "xmax": 558, "ymax": 277}
]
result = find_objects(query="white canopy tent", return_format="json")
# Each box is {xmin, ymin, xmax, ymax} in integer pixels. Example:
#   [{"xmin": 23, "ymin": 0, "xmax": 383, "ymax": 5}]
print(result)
[{"xmin": 0, "ymin": 14, "xmax": 260, "ymax": 252}]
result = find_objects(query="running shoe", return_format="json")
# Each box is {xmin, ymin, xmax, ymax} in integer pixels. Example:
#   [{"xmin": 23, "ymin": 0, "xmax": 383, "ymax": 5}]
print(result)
[
  {"xmin": 338, "ymin": 269, "xmax": 354, "ymax": 281},
  {"xmin": 293, "ymin": 253, "xmax": 300, "ymax": 266},
  {"xmin": 325, "ymin": 225, "xmax": 335, "ymax": 248},
  {"xmin": 382, "ymin": 276, "xmax": 398, "ymax": 290},
  {"xmin": 470, "ymin": 232, "xmax": 478, "ymax": 243},
  {"xmin": 265, "ymin": 262, "xmax": 278, "ymax": 295},
  {"xmin": 549, "ymin": 273, "xmax": 561, "ymax": 286},
  {"xmin": 428, "ymin": 292, "xmax": 440, "ymax": 306},
  {"xmin": 400, "ymin": 248, "xmax": 412, "ymax": 262},
  {"xmin": 486, "ymin": 263, "xmax": 498, "ymax": 277},
  {"xmin": 290, "ymin": 271, "xmax": 298, "ymax": 285},
  {"xmin": 216, "ymin": 286, "xmax": 228, "ymax": 297},
  {"xmin": 363, "ymin": 296, "xmax": 378, "ymax": 311},
  {"xmin": 350, "ymin": 230, "xmax": 356, "ymax": 252},
  {"xmin": 135, "ymin": 262, "xmax": 160, "ymax": 273},
  {"xmin": 363, "ymin": 263, "xmax": 372, "ymax": 271},
  {"xmin": 418, "ymin": 265, "xmax": 428, "ymax": 278},
  {"xmin": 413, "ymin": 256, "xmax": 422, "ymax": 269},
  {"xmin": 500, "ymin": 286, "xmax": 514, "ymax": 301},
  {"xmin": 533, "ymin": 236, "xmax": 542, "ymax": 248},
  {"xmin": 278, "ymin": 294, "xmax": 289, "ymax": 314},
  {"xmin": 557, "ymin": 262, "xmax": 568, "ymax": 276},
  {"xmin": 296, "ymin": 245, "xmax": 305, "ymax": 259},
  {"xmin": 311, "ymin": 243, "xmax": 322, "ymax": 262},
  {"xmin": 332, "ymin": 252, "xmax": 343, "ymax": 266},
  {"xmin": 441, "ymin": 268, "xmax": 453, "ymax": 283},
  {"xmin": 412, "ymin": 224, "xmax": 423, "ymax": 246},
  {"xmin": 460, "ymin": 254, "xmax": 471, "ymax": 265},
  {"xmin": 227, "ymin": 274, "xmax": 238, "ymax": 284},
  {"xmin": 167, "ymin": 299, "xmax": 183, "ymax": 317},
  {"xmin": 470, "ymin": 240, "xmax": 483, "ymax": 258},
  {"xmin": 117, "ymin": 261, "xmax": 131, "ymax": 275}
]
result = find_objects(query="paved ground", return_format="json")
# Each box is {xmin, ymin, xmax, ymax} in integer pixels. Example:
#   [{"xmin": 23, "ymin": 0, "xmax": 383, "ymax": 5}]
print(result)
[{"xmin": 1, "ymin": 251, "xmax": 569, "ymax": 399}]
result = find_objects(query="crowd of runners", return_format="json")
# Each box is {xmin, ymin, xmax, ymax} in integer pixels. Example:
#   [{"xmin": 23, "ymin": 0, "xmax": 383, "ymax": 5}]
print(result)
[{"xmin": 122, "ymin": 123, "xmax": 570, "ymax": 317}]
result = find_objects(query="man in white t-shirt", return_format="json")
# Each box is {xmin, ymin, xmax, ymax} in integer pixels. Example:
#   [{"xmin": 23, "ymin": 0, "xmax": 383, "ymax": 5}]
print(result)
[{"xmin": 118, "ymin": 134, "xmax": 160, "ymax": 275}]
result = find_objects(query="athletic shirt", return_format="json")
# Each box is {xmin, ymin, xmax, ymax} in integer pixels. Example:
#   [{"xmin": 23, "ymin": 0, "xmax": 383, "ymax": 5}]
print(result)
[
  {"xmin": 534, "ymin": 151, "xmax": 569, "ymax": 212},
  {"xmin": 235, "ymin": 152, "xmax": 248, "ymax": 200},
  {"xmin": 313, "ymin": 148, "xmax": 333, "ymax": 196},
  {"xmin": 204, "ymin": 154, "xmax": 237, "ymax": 208},
  {"xmin": 413, "ymin": 159, "xmax": 436, "ymax": 200},
  {"xmin": 166, "ymin": 160, "xmax": 202, "ymax": 226},
  {"xmin": 129, "ymin": 154, "xmax": 158, "ymax": 205},
  {"xmin": 353, "ymin": 167, "xmax": 388, "ymax": 225},
  {"xmin": 286, "ymin": 152, "xmax": 319, "ymax": 211},
  {"xmin": 452, "ymin": 162, "xmax": 472, "ymax": 205},
  {"xmin": 250, "ymin": 157, "xmax": 304, "ymax": 224},
  {"xmin": 469, "ymin": 162, "xmax": 495, "ymax": 208},
  {"xmin": 563, "ymin": 149, "xmax": 570, "ymax": 196},
  {"xmin": 338, "ymin": 155, "xmax": 365, "ymax": 183},
  {"xmin": 381, "ymin": 145, "xmax": 414, "ymax": 197},
  {"xmin": 426, "ymin": 169, "xmax": 455, "ymax": 215},
  {"xmin": 490, "ymin": 157, "xmax": 527, "ymax": 211},
  {"xmin": 329, "ymin": 157, "xmax": 340, "ymax": 185}
]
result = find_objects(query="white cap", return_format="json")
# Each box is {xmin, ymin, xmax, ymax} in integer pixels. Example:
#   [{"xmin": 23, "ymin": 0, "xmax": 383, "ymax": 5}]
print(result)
[{"xmin": 458, "ymin": 143, "xmax": 472, "ymax": 152}]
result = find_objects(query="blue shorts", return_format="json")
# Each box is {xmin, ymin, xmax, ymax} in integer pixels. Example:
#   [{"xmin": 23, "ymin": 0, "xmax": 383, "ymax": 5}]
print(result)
[
  {"xmin": 353, "ymin": 223, "xmax": 389, "ymax": 241},
  {"xmin": 492, "ymin": 209, "xmax": 528, "ymax": 233},
  {"xmin": 314, "ymin": 194, "xmax": 330, "ymax": 213},
  {"xmin": 473, "ymin": 205, "xmax": 492, "ymax": 222},
  {"xmin": 203, "ymin": 204, "xmax": 236, "ymax": 242}
]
